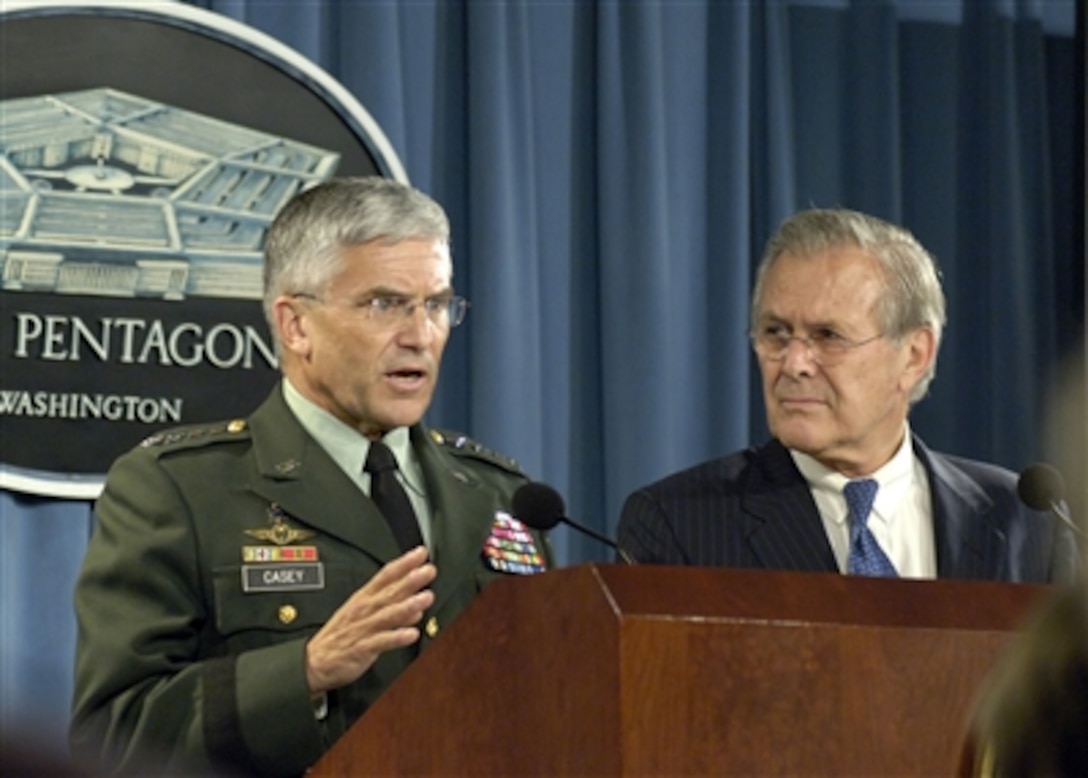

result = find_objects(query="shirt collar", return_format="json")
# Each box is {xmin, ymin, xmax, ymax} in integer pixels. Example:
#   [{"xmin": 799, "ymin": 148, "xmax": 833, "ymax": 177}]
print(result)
[
  {"xmin": 790, "ymin": 425, "xmax": 916, "ymax": 524},
  {"xmin": 281, "ymin": 379, "xmax": 422, "ymax": 493}
]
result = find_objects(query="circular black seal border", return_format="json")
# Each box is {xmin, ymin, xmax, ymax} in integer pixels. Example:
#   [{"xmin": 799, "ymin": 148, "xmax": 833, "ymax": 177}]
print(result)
[{"xmin": 0, "ymin": 0, "xmax": 407, "ymax": 499}]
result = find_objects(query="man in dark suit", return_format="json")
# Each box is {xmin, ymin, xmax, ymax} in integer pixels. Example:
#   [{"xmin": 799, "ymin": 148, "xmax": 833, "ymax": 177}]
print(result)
[
  {"xmin": 70, "ymin": 178, "xmax": 552, "ymax": 776},
  {"xmin": 617, "ymin": 208, "xmax": 1078, "ymax": 582}
]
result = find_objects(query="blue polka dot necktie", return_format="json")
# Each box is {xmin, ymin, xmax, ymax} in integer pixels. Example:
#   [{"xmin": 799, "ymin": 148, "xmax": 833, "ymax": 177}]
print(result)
[
  {"xmin": 365, "ymin": 440, "xmax": 424, "ymax": 552},
  {"xmin": 844, "ymin": 479, "xmax": 898, "ymax": 577}
]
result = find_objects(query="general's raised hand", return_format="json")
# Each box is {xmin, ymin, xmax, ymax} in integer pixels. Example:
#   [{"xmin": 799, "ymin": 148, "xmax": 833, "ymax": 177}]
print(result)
[{"xmin": 304, "ymin": 546, "xmax": 436, "ymax": 694}]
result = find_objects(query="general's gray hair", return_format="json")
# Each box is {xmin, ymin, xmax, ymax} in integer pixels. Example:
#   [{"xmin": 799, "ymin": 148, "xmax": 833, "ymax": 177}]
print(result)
[
  {"xmin": 263, "ymin": 176, "xmax": 450, "ymax": 328},
  {"xmin": 751, "ymin": 208, "xmax": 947, "ymax": 403}
]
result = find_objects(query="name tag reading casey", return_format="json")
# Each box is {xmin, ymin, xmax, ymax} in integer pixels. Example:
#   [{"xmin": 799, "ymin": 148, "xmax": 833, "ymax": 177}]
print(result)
[{"xmin": 242, "ymin": 562, "xmax": 325, "ymax": 592}]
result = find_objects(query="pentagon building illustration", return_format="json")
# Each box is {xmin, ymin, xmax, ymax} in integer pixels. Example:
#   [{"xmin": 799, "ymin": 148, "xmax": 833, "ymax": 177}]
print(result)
[{"xmin": 0, "ymin": 88, "xmax": 339, "ymax": 300}]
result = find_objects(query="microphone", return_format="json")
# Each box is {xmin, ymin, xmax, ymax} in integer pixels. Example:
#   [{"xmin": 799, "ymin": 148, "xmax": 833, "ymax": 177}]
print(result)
[
  {"xmin": 1017, "ymin": 462, "xmax": 1085, "ymax": 540},
  {"xmin": 512, "ymin": 481, "xmax": 636, "ymax": 564}
]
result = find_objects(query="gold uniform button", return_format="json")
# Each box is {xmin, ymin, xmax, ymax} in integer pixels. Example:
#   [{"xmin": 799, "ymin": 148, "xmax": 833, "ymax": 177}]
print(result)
[
  {"xmin": 425, "ymin": 616, "xmax": 439, "ymax": 638},
  {"xmin": 227, "ymin": 419, "xmax": 246, "ymax": 433},
  {"xmin": 278, "ymin": 605, "xmax": 297, "ymax": 624}
]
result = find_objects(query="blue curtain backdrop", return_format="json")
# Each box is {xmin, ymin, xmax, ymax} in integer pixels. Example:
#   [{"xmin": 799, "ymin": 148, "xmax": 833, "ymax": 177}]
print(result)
[{"xmin": 1, "ymin": 0, "xmax": 1082, "ymax": 755}]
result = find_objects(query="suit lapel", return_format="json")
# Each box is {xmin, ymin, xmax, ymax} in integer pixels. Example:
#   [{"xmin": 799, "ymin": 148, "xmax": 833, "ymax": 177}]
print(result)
[
  {"xmin": 916, "ymin": 438, "xmax": 1006, "ymax": 580},
  {"xmin": 743, "ymin": 441, "xmax": 839, "ymax": 572},
  {"xmin": 245, "ymin": 388, "xmax": 401, "ymax": 563}
]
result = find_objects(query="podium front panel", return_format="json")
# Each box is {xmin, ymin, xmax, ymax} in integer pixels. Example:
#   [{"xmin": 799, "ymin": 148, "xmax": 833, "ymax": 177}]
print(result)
[{"xmin": 310, "ymin": 565, "xmax": 1048, "ymax": 776}]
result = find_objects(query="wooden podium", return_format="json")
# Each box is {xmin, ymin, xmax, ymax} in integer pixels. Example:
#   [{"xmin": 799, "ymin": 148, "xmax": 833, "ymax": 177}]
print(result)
[{"xmin": 310, "ymin": 565, "xmax": 1048, "ymax": 776}]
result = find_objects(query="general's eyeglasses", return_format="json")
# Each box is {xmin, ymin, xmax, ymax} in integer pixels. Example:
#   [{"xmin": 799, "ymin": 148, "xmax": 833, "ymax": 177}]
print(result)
[
  {"xmin": 294, "ymin": 292, "xmax": 469, "ymax": 328},
  {"xmin": 749, "ymin": 324, "xmax": 883, "ymax": 365}
]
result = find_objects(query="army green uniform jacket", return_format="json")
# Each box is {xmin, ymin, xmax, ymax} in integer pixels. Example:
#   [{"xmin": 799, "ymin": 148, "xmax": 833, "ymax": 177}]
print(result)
[{"xmin": 70, "ymin": 386, "xmax": 551, "ymax": 776}]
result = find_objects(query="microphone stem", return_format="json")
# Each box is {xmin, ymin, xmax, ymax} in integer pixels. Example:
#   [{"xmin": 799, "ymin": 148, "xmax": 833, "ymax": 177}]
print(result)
[
  {"xmin": 563, "ymin": 518, "xmax": 636, "ymax": 564},
  {"xmin": 1051, "ymin": 500, "xmax": 1086, "ymax": 540}
]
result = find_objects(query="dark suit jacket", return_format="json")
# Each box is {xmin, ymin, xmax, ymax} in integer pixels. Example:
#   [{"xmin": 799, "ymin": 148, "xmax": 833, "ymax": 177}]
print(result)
[
  {"xmin": 617, "ymin": 436, "xmax": 1079, "ymax": 582},
  {"xmin": 70, "ymin": 385, "xmax": 551, "ymax": 777}
]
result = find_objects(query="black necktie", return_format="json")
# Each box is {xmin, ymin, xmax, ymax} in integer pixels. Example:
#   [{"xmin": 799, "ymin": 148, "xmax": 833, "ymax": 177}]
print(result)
[{"xmin": 364, "ymin": 440, "xmax": 424, "ymax": 552}]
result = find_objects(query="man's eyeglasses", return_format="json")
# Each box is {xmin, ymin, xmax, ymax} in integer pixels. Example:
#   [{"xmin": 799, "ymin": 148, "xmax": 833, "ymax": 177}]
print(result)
[
  {"xmin": 293, "ymin": 293, "xmax": 469, "ymax": 328},
  {"xmin": 749, "ymin": 324, "xmax": 883, "ymax": 365}
]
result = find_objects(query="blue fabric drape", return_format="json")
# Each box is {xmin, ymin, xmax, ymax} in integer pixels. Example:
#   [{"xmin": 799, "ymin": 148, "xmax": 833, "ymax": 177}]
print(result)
[
  {"xmin": 1, "ymin": 0, "xmax": 1081, "ymax": 756},
  {"xmin": 0, "ymin": 492, "xmax": 90, "ymax": 751}
]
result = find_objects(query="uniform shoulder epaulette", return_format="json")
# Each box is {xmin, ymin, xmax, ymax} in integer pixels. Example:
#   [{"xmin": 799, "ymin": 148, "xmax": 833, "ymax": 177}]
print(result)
[
  {"xmin": 428, "ymin": 428, "xmax": 522, "ymax": 474},
  {"xmin": 138, "ymin": 418, "xmax": 251, "ymax": 453}
]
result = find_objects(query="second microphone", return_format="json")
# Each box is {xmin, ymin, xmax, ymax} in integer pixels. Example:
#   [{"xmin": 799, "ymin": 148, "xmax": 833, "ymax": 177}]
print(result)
[{"xmin": 512, "ymin": 481, "xmax": 637, "ymax": 565}]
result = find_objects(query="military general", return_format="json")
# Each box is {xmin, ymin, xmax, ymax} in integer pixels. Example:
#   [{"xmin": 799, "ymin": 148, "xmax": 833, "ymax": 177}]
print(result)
[{"xmin": 70, "ymin": 177, "xmax": 552, "ymax": 776}]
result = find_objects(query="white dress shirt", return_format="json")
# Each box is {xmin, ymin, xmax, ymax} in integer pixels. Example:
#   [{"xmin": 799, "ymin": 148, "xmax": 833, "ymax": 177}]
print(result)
[{"xmin": 791, "ymin": 426, "xmax": 936, "ymax": 579}]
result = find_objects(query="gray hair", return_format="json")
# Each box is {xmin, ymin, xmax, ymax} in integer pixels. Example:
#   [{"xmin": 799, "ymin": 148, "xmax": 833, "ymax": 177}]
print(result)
[
  {"xmin": 262, "ymin": 176, "xmax": 451, "ymax": 328},
  {"xmin": 750, "ymin": 208, "xmax": 947, "ymax": 403}
]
